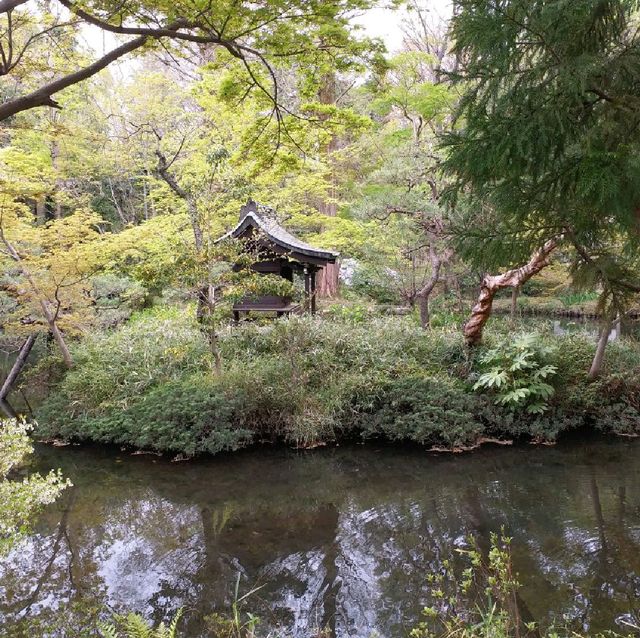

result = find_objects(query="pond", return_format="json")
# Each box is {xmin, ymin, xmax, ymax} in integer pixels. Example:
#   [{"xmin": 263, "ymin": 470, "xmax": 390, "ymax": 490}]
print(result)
[{"xmin": 1, "ymin": 439, "xmax": 640, "ymax": 637}]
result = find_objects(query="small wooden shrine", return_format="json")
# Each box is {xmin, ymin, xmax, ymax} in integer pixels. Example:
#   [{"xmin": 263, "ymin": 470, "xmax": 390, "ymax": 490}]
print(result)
[{"xmin": 216, "ymin": 200, "xmax": 339, "ymax": 320}]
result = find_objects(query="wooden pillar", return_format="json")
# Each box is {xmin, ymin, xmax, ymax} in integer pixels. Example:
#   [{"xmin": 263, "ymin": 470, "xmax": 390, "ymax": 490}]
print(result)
[
  {"xmin": 304, "ymin": 267, "xmax": 311, "ymax": 313},
  {"xmin": 311, "ymin": 269, "xmax": 317, "ymax": 315}
]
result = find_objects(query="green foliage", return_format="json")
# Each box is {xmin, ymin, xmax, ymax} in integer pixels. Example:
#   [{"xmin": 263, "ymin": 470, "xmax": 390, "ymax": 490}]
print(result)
[
  {"xmin": 100, "ymin": 609, "xmax": 183, "ymax": 638},
  {"xmin": 558, "ymin": 291, "xmax": 600, "ymax": 308},
  {"xmin": 371, "ymin": 52, "xmax": 455, "ymax": 123},
  {"xmin": 354, "ymin": 375, "xmax": 488, "ymax": 448},
  {"xmin": 444, "ymin": 0, "xmax": 640, "ymax": 315},
  {"xmin": 36, "ymin": 314, "xmax": 640, "ymax": 455},
  {"xmin": 410, "ymin": 532, "xmax": 527, "ymax": 638},
  {"xmin": 409, "ymin": 531, "xmax": 635, "ymax": 638},
  {"xmin": 39, "ymin": 375, "xmax": 252, "ymax": 456},
  {"xmin": 0, "ymin": 418, "xmax": 71, "ymax": 555},
  {"xmin": 91, "ymin": 274, "xmax": 149, "ymax": 328},
  {"xmin": 349, "ymin": 262, "xmax": 402, "ymax": 304},
  {"xmin": 473, "ymin": 334, "xmax": 558, "ymax": 415},
  {"xmin": 323, "ymin": 302, "xmax": 371, "ymax": 323}
]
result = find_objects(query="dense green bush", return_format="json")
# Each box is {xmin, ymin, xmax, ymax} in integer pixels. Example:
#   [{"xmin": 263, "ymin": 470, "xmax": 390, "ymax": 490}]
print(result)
[
  {"xmin": 91, "ymin": 274, "xmax": 149, "ymax": 328},
  {"xmin": 349, "ymin": 262, "xmax": 402, "ymax": 304},
  {"xmin": 40, "ymin": 375, "xmax": 252, "ymax": 455},
  {"xmin": 35, "ymin": 311, "xmax": 640, "ymax": 456},
  {"xmin": 353, "ymin": 375, "xmax": 488, "ymax": 448}
]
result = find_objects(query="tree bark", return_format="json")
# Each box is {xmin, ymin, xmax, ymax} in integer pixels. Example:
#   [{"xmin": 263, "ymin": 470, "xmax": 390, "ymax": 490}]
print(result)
[
  {"xmin": 0, "ymin": 334, "xmax": 37, "ymax": 402},
  {"xmin": 510, "ymin": 285, "xmax": 520, "ymax": 323},
  {"xmin": 416, "ymin": 241, "xmax": 443, "ymax": 329},
  {"xmin": 464, "ymin": 238, "xmax": 558, "ymax": 346},
  {"xmin": 418, "ymin": 293, "xmax": 430, "ymax": 329},
  {"xmin": 46, "ymin": 310, "xmax": 74, "ymax": 368},
  {"xmin": 202, "ymin": 283, "xmax": 222, "ymax": 374},
  {"xmin": 587, "ymin": 318, "xmax": 613, "ymax": 381},
  {"xmin": 316, "ymin": 72, "xmax": 340, "ymax": 298}
]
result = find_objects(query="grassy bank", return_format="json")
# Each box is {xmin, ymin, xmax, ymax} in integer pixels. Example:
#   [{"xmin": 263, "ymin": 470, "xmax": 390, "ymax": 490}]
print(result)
[{"xmin": 33, "ymin": 308, "xmax": 640, "ymax": 456}]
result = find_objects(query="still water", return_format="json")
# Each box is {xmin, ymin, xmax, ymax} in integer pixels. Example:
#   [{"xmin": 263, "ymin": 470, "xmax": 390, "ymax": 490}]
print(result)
[{"xmin": 1, "ymin": 439, "xmax": 640, "ymax": 637}]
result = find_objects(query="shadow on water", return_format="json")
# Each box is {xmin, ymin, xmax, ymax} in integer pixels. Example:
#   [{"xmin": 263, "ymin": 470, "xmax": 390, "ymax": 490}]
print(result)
[{"xmin": 1, "ymin": 438, "xmax": 640, "ymax": 637}]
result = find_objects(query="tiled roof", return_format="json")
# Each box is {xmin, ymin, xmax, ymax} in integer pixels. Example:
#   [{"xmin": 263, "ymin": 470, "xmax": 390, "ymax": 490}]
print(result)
[{"xmin": 216, "ymin": 201, "xmax": 339, "ymax": 262}]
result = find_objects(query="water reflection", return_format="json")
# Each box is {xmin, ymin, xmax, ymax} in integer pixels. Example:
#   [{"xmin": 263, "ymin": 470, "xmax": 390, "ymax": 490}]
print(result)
[
  {"xmin": 1, "ymin": 440, "xmax": 640, "ymax": 637},
  {"xmin": 551, "ymin": 318, "xmax": 635, "ymax": 341}
]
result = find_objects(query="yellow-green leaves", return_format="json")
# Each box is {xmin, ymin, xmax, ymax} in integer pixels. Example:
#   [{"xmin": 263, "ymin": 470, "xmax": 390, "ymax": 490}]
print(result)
[{"xmin": 0, "ymin": 418, "xmax": 71, "ymax": 556}]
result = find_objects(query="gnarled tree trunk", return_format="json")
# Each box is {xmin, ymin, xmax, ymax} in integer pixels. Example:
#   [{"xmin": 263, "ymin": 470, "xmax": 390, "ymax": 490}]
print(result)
[{"xmin": 464, "ymin": 238, "xmax": 558, "ymax": 346}]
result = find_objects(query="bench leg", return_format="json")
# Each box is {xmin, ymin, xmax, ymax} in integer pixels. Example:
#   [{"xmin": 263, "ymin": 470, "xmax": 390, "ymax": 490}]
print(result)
[{"xmin": 233, "ymin": 310, "xmax": 240, "ymax": 323}]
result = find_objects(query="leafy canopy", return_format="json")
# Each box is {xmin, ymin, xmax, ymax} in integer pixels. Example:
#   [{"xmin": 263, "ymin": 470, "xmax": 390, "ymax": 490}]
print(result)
[{"xmin": 443, "ymin": 0, "xmax": 640, "ymax": 312}]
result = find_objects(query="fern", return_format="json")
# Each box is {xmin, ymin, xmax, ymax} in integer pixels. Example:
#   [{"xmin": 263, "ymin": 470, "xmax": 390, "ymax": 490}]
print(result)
[{"xmin": 99, "ymin": 609, "xmax": 183, "ymax": 638}]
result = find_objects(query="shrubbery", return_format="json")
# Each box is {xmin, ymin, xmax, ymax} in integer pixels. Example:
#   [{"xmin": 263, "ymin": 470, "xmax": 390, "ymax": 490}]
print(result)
[{"xmin": 34, "ymin": 310, "xmax": 640, "ymax": 456}]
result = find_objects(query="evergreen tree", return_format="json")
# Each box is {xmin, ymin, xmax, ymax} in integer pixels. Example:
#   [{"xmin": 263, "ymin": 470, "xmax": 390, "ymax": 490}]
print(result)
[{"xmin": 443, "ymin": 0, "xmax": 640, "ymax": 362}]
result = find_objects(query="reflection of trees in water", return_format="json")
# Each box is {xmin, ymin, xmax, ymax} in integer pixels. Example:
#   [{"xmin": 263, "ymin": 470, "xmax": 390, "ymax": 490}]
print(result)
[
  {"xmin": 461, "ymin": 456, "xmax": 640, "ymax": 632},
  {"xmin": 1, "ymin": 442, "xmax": 640, "ymax": 637}
]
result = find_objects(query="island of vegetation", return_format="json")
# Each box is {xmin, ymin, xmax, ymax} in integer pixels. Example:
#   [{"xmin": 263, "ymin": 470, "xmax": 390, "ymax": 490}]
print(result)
[{"xmin": 1, "ymin": 0, "xmax": 639, "ymax": 460}]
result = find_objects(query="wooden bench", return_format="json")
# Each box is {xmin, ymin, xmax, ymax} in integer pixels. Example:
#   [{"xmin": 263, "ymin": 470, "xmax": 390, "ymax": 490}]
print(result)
[{"xmin": 232, "ymin": 295, "xmax": 302, "ymax": 322}]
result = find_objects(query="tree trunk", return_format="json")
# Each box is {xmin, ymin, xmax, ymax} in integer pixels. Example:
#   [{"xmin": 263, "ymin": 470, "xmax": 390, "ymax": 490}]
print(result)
[
  {"xmin": 464, "ymin": 239, "xmax": 558, "ymax": 346},
  {"xmin": 0, "ymin": 334, "xmax": 37, "ymax": 402},
  {"xmin": 35, "ymin": 196, "xmax": 46, "ymax": 225},
  {"xmin": 0, "ymin": 399, "xmax": 17, "ymax": 419},
  {"xmin": 203, "ymin": 284, "xmax": 222, "ymax": 374},
  {"xmin": 418, "ymin": 293, "xmax": 430, "ymax": 329},
  {"xmin": 142, "ymin": 173, "xmax": 149, "ymax": 220},
  {"xmin": 587, "ymin": 318, "xmax": 613, "ymax": 381},
  {"xmin": 316, "ymin": 73, "xmax": 340, "ymax": 298},
  {"xmin": 510, "ymin": 285, "xmax": 520, "ymax": 323},
  {"xmin": 155, "ymin": 149, "xmax": 203, "ymax": 251},
  {"xmin": 415, "ymin": 236, "xmax": 443, "ymax": 330},
  {"xmin": 46, "ymin": 311, "xmax": 74, "ymax": 369},
  {"xmin": 318, "ymin": 262, "xmax": 339, "ymax": 298},
  {"xmin": 51, "ymin": 139, "xmax": 63, "ymax": 219},
  {"xmin": 107, "ymin": 178, "xmax": 128, "ymax": 225}
]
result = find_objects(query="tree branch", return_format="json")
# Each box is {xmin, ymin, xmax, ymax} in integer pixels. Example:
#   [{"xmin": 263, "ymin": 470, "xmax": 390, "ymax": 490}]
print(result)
[
  {"xmin": 0, "ymin": 0, "xmax": 28, "ymax": 13},
  {"xmin": 0, "ymin": 34, "xmax": 148, "ymax": 120}
]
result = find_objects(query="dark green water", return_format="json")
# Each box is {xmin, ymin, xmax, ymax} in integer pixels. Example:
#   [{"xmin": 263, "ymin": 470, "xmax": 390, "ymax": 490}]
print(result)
[{"xmin": 1, "ymin": 439, "xmax": 640, "ymax": 637}]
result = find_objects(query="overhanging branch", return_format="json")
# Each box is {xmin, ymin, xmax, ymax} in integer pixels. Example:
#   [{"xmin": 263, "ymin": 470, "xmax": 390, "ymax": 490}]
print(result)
[{"xmin": 0, "ymin": 35, "xmax": 148, "ymax": 120}]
